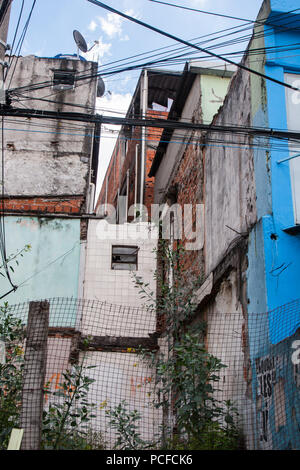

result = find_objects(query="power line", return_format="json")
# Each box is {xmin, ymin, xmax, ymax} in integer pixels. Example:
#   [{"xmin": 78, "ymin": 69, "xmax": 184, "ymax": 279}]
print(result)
[
  {"xmin": 2, "ymin": 121, "xmax": 298, "ymax": 151},
  {"xmin": 1, "ymin": 105, "xmax": 300, "ymax": 141},
  {"xmin": 5, "ymin": 8, "xmax": 299, "ymax": 100},
  {"xmin": 87, "ymin": 0, "xmax": 300, "ymax": 92},
  {"xmin": 6, "ymin": 3, "xmax": 300, "ymax": 98},
  {"xmin": 0, "ymin": 0, "xmax": 12, "ymax": 29},
  {"xmin": 7, "ymin": 0, "xmax": 37, "ymax": 89},
  {"xmin": 148, "ymin": 0, "xmax": 300, "ymax": 28},
  {"xmin": 4, "ymin": 0, "xmax": 25, "ymax": 82}
]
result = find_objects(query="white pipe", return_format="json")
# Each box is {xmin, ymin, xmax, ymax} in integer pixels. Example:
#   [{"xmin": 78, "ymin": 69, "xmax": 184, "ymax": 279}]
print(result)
[
  {"xmin": 140, "ymin": 70, "xmax": 148, "ymax": 208},
  {"xmin": 105, "ymin": 176, "xmax": 108, "ymax": 214},
  {"xmin": 126, "ymin": 169, "xmax": 129, "ymax": 222},
  {"xmin": 134, "ymin": 144, "xmax": 139, "ymax": 208},
  {"xmin": 89, "ymin": 183, "xmax": 96, "ymax": 213}
]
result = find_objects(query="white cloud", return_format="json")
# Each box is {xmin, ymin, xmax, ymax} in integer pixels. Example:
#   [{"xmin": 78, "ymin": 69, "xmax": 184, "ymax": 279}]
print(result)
[
  {"xmin": 88, "ymin": 20, "xmax": 97, "ymax": 32},
  {"xmin": 88, "ymin": 12, "xmax": 130, "ymax": 43},
  {"xmin": 84, "ymin": 36, "xmax": 112, "ymax": 63},
  {"xmin": 189, "ymin": 0, "xmax": 207, "ymax": 6},
  {"xmin": 95, "ymin": 92, "xmax": 132, "ymax": 200},
  {"xmin": 98, "ymin": 12, "xmax": 123, "ymax": 38}
]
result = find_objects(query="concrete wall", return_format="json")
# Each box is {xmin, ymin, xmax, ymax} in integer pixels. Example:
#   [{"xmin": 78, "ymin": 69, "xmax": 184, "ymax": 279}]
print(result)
[
  {"xmin": 2, "ymin": 55, "xmax": 97, "ymax": 211},
  {"xmin": 154, "ymin": 72, "xmax": 231, "ymax": 204},
  {"xmin": 204, "ymin": 270, "xmax": 252, "ymax": 446},
  {"xmin": 81, "ymin": 351, "xmax": 161, "ymax": 446},
  {"xmin": 204, "ymin": 65, "xmax": 257, "ymax": 275}
]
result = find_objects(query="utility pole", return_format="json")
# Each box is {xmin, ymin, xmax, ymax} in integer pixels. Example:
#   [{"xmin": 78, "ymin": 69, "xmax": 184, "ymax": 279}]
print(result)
[{"xmin": 0, "ymin": 0, "xmax": 11, "ymax": 103}]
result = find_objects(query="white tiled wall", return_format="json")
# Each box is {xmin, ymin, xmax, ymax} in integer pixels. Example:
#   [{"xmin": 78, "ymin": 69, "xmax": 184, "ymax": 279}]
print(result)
[{"xmin": 84, "ymin": 221, "xmax": 158, "ymax": 308}]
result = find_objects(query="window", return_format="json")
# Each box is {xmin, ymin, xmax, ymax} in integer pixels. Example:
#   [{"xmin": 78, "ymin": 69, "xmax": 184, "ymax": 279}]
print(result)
[
  {"xmin": 285, "ymin": 72, "xmax": 300, "ymax": 224},
  {"xmin": 52, "ymin": 70, "xmax": 75, "ymax": 91},
  {"xmin": 111, "ymin": 245, "xmax": 138, "ymax": 270}
]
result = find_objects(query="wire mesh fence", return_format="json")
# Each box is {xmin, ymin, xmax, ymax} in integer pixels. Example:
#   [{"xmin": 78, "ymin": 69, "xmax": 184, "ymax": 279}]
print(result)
[{"xmin": 0, "ymin": 297, "xmax": 299, "ymax": 450}]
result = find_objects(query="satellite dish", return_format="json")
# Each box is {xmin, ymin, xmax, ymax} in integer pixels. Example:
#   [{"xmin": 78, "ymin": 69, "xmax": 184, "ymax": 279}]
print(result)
[
  {"xmin": 97, "ymin": 77, "xmax": 105, "ymax": 98},
  {"xmin": 73, "ymin": 30, "xmax": 88, "ymax": 53}
]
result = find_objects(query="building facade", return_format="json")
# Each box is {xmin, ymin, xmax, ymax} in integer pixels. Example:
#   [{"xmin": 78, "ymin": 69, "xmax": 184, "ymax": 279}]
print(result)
[
  {"xmin": 149, "ymin": 0, "xmax": 300, "ymax": 450},
  {"xmin": 0, "ymin": 54, "xmax": 99, "ymax": 305}
]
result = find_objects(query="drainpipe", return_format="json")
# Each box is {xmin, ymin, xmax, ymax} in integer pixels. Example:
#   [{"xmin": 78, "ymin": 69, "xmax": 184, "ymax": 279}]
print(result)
[
  {"xmin": 88, "ymin": 183, "xmax": 96, "ymax": 213},
  {"xmin": 126, "ymin": 169, "xmax": 129, "ymax": 222},
  {"xmin": 134, "ymin": 144, "xmax": 139, "ymax": 209},
  {"xmin": 140, "ymin": 70, "xmax": 148, "ymax": 210},
  {"xmin": 105, "ymin": 176, "xmax": 108, "ymax": 215}
]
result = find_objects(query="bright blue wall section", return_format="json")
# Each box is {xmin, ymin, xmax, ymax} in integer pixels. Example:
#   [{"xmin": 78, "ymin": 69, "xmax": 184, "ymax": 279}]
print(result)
[
  {"xmin": 263, "ymin": 14, "xmax": 300, "ymax": 312},
  {"xmin": 247, "ymin": 221, "xmax": 268, "ymax": 317},
  {"xmin": 246, "ymin": 2, "xmax": 300, "ymax": 450}
]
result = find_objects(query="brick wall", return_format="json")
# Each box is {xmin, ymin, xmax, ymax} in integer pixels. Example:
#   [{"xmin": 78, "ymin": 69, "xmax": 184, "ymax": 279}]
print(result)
[
  {"xmin": 2, "ymin": 196, "xmax": 84, "ymax": 214},
  {"xmin": 96, "ymin": 110, "xmax": 168, "ymax": 219},
  {"xmin": 167, "ymin": 134, "xmax": 205, "ymax": 282}
]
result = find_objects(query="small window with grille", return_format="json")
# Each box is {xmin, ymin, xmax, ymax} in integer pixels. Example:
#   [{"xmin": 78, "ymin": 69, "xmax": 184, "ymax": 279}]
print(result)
[
  {"xmin": 52, "ymin": 70, "xmax": 75, "ymax": 91},
  {"xmin": 111, "ymin": 245, "xmax": 138, "ymax": 271}
]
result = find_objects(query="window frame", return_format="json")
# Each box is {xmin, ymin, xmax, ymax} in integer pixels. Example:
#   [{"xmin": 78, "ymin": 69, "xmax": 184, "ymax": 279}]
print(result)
[
  {"xmin": 111, "ymin": 245, "xmax": 139, "ymax": 271},
  {"xmin": 52, "ymin": 70, "xmax": 76, "ymax": 91}
]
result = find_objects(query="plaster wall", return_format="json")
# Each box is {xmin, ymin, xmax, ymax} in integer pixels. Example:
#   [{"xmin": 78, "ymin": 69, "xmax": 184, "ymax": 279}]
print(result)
[
  {"xmin": 204, "ymin": 67, "xmax": 257, "ymax": 275},
  {"xmin": 154, "ymin": 72, "xmax": 231, "ymax": 204},
  {"xmin": 0, "ymin": 216, "xmax": 81, "ymax": 307},
  {"xmin": 2, "ymin": 56, "xmax": 97, "ymax": 198}
]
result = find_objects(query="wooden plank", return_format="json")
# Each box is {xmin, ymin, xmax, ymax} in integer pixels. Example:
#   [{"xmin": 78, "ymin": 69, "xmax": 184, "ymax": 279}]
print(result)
[
  {"xmin": 79, "ymin": 334, "xmax": 158, "ymax": 352},
  {"xmin": 20, "ymin": 301, "xmax": 49, "ymax": 450},
  {"xmin": 7, "ymin": 429, "xmax": 24, "ymax": 450}
]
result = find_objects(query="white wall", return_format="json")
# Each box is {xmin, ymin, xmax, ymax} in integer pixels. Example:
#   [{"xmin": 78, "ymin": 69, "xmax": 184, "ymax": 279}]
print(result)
[
  {"xmin": 84, "ymin": 220, "xmax": 158, "ymax": 306},
  {"xmin": 82, "ymin": 220, "xmax": 158, "ymax": 337}
]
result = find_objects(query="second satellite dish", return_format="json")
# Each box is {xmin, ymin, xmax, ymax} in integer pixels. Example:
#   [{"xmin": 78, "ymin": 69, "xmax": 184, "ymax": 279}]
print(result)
[
  {"xmin": 97, "ymin": 77, "xmax": 105, "ymax": 97},
  {"xmin": 73, "ymin": 30, "xmax": 88, "ymax": 53}
]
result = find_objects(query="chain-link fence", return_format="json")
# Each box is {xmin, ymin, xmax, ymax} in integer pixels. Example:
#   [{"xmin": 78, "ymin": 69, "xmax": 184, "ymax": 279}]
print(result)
[{"xmin": 0, "ymin": 297, "xmax": 299, "ymax": 450}]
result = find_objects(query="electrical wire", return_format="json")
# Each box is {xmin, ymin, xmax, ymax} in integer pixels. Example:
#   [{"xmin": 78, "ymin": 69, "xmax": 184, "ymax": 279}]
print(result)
[
  {"xmin": 4, "ymin": 0, "xmax": 25, "ymax": 82},
  {"xmin": 148, "ymin": 0, "xmax": 300, "ymax": 27},
  {"xmin": 0, "ymin": 116, "xmax": 17, "ymax": 291},
  {"xmin": 1, "ymin": 119, "xmax": 300, "ymax": 153},
  {"xmin": 7, "ymin": 0, "xmax": 37, "ymax": 90},
  {"xmin": 0, "ymin": 0, "xmax": 36, "ymax": 292},
  {"xmin": 7, "ymin": 4, "xmax": 300, "ymax": 97},
  {"xmin": 0, "ymin": 0, "xmax": 12, "ymax": 29},
  {"xmin": 87, "ymin": 1, "xmax": 300, "ymax": 92}
]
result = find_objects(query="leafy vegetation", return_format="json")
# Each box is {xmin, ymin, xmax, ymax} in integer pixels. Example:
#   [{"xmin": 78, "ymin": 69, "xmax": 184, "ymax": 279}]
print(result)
[
  {"xmin": 41, "ymin": 361, "xmax": 100, "ymax": 450},
  {"xmin": 0, "ymin": 303, "xmax": 25, "ymax": 449},
  {"xmin": 106, "ymin": 400, "xmax": 152, "ymax": 450},
  {"xmin": 131, "ymin": 243, "xmax": 243, "ymax": 450}
]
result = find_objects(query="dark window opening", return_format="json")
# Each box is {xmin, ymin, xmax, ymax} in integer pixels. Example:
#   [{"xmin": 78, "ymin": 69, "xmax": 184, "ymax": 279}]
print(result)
[
  {"xmin": 53, "ymin": 70, "xmax": 75, "ymax": 91},
  {"xmin": 111, "ymin": 245, "xmax": 138, "ymax": 271}
]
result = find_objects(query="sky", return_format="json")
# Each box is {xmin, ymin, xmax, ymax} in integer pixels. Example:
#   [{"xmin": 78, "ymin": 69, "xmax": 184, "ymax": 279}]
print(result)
[{"xmin": 7, "ymin": 0, "xmax": 264, "ymax": 200}]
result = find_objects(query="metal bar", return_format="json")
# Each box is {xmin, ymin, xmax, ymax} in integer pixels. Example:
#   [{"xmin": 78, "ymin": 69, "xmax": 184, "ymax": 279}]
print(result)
[{"xmin": 277, "ymin": 153, "xmax": 300, "ymax": 164}]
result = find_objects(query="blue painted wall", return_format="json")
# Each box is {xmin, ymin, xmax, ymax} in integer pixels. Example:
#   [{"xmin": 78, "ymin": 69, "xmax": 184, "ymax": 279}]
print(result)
[
  {"xmin": 263, "ymin": 3, "xmax": 300, "ymax": 312},
  {"xmin": 0, "ymin": 216, "xmax": 81, "ymax": 326},
  {"xmin": 246, "ymin": 1, "xmax": 300, "ymax": 449}
]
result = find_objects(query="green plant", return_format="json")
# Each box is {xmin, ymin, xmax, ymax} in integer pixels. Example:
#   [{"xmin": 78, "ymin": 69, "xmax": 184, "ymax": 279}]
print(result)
[
  {"xmin": 0, "ymin": 244, "xmax": 31, "ymax": 278},
  {"xmin": 133, "ymin": 244, "xmax": 242, "ymax": 450},
  {"xmin": 41, "ymin": 361, "xmax": 97, "ymax": 450},
  {"xmin": 106, "ymin": 400, "xmax": 152, "ymax": 450},
  {"xmin": 0, "ymin": 303, "xmax": 25, "ymax": 449}
]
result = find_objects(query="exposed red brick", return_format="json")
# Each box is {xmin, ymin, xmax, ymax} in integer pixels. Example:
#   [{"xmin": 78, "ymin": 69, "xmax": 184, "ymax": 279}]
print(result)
[{"xmin": 1, "ymin": 197, "xmax": 83, "ymax": 215}]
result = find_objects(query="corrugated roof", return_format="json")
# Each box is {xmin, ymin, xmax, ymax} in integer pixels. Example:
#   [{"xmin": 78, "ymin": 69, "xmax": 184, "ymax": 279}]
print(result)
[{"xmin": 128, "ymin": 68, "xmax": 183, "ymax": 115}]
